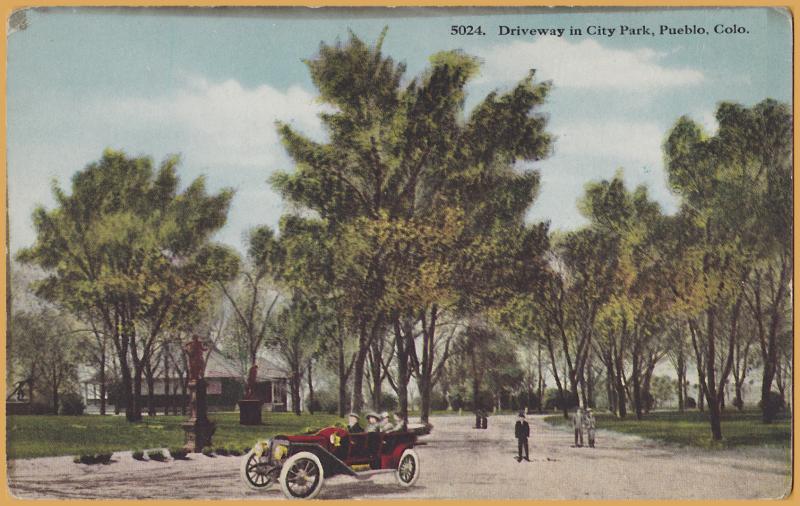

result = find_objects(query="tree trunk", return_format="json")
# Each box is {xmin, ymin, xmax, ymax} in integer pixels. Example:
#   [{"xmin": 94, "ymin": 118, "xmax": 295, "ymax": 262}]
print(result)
[
  {"xmin": 51, "ymin": 366, "xmax": 60, "ymax": 415},
  {"xmin": 291, "ymin": 371, "xmax": 302, "ymax": 415},
  {"xmin": 163, "ymin": 345, "xmax": 171, "ymax": 416},
  {"xmin": 369, "ymin": 340, "xmax": 382, "ymax": 410},
  {"xmin": 337, "ymin": 344, "xmax": 348, "ymax": 417},
  {"xmin": 99, "ymin": 345, "xmax": 107, "ymax": 416},
  {"xmin": 131, "ymin": 364, "xmax": 144, "ymax": 422},
  {"xmin": 676, "ymin": 353, "xmax": 685, "ymax": 412},
  {"xmin": 307, "ymin": 362, "xmax": 315, "ymax": 415},
  {"xmin": 614, "ymin": 353, "xmax": 627, "ymax": 418},
  {"xmin": 145, "ymin": 357, "xmax": 156, "ymax": 417},
  {"xmin": 537, "ymin": 340, "xmax": 545, "ymax": 414},
  {"xmin": 351, "ymin": 320, "xmax": 371, "ymax": 413}
]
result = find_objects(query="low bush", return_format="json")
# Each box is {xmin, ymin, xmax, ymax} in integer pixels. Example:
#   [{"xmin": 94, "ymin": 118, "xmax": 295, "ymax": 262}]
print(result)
[
  {"xmin": 147, "ymin": 449, "xmax": 166, "ymax": 461},
  {"xmin": 60, "ymin": 393, "xmax": 86, "ymax": 416},
  {"xmin": 229, "ymin": 447, "xmax": 242, "ymax": 456},
  {"xmin": 94, "ymin": 453, "xmax": 113, "ymax": 464},
  {"xmin": 169, "ymin": 447, "xmax": 188, "ymax": 460},
  {"xmin": 201, "ymin": 447, "xmax": 214, "ymax": 457},
  {"xmin": 759, "ymin": 391, "xmax": 786, "ymax": 421},
  {"xmin": 74, "ymin": 453, "xmax": 110, "ymax": 465},
  {"xmin": 132, "ymin": 450, "xmax": 145, "ymax": 461},
  {"xmin": 214, "ymin": 447, "xmax": 229, "ymax": 456}
]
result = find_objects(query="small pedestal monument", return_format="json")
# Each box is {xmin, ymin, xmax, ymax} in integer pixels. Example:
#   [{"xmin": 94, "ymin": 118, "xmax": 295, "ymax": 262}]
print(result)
[
  {"xmin": 182, "ymin": 335, "xmax": 216, "ymax": 452},
  {"xmin": 238, "ymin": 363, "xmax": 264, "ymax": 425}
]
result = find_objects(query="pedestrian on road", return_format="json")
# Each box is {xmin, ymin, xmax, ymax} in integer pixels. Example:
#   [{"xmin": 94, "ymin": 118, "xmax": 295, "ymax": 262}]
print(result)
[
  {"xmin": 572, "ymin": 407, "xmax": 584, "ymax": 447},
  {"xmin": 584, "ymin": 408, "xmax": 596, "ymax": 448},
  {"xmin": 514, "ymin": 411, "xmax": 530, "ymax": 462}
]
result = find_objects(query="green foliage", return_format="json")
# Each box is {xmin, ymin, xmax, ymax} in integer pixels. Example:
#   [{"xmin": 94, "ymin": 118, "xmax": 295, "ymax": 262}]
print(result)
[
  {"xmin": 229, "ymin": 447, "xmax": 243, "ymax": 456},
  {"xmin": 16, "ymin": 149, "xmax": 238, "ymax": 420},
  {"xmin": 168, "ymin": 447, "xmax": 188, "ymax": 460},
  {"xmin": 147, "ymin": 449, "xmax": 165, "ymax": 461},
  {"xmin": 60, "ymin": 393, "xmax": 85, "ymax": 416},
  {"xmin": 214, "ymin": 447, "xmax": 229, "ymax": 456},
  {"xmin": 132, "ymin": 450, "xmax": 145, "ymax": 461},
  {"xmin": 201, "ymin": 447, "xmax": 214, "ymax": 457}
]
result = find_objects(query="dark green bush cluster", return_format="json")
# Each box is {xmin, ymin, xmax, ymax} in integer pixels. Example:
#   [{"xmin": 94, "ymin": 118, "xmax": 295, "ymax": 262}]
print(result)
[
  {"xmin": 132, "ymin": 450, "xmax": 145, "ymax": 461},
  {"xmin": 169, "ymin": 447, "xmax": 189, "ymax": 459},
  {"xmin": 229, "ymin": 447, "xmax": 242, "ymax": 456},
  {"xmin": 73, "ymin": 452, "xmax": 113, "ymax": 465},
  {"xmin": 60, "ymin": 393, "xmax": 86, "ymax": 416},
  {"xmin": 147, "ymin": 449, "xmax": 166, "ymax": 461},
  {"xmin": 201, "ymin": 447, "xmax": 214, "ymax": 457},
  {"xmin": 214, "ymin": 447, "xmax": 229, "ymax": 456}
]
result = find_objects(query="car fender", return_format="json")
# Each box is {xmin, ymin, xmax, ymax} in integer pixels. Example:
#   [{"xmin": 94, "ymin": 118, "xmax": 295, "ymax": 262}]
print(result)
[{"xmin": 287, "ymin": 442, "xmax": 356, "ymax": 477}]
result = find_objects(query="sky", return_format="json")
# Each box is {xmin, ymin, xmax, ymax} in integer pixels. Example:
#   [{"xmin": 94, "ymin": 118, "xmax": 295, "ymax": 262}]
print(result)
[{"xmin": 7, "ymin": 7, "xmax": 792, "ymax": 254}]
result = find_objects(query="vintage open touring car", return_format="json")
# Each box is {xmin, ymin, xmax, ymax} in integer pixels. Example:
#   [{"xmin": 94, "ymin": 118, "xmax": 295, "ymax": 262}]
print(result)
[{"xmin": 240, "ymin": 424, "xmax": 429, "ymax": 499}]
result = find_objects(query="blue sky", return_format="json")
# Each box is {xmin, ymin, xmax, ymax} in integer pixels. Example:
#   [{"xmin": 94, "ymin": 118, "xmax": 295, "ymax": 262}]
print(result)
[{"xmin": 7, "ymin": 7, "xmax": 792, "ymax": 254}]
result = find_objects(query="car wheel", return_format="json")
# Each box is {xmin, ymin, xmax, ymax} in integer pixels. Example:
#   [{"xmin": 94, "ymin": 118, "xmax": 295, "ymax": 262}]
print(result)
[
  {"xmin": 279, "ymin": 451, "xmax": 324, "ymax": 499},
  {"xmin": 240, "ymin": 450, "xmax": 275, "ymax": 491},
  {"xmin": 395, "ymin": 448, "xmax": 420, "ymax": 487}
]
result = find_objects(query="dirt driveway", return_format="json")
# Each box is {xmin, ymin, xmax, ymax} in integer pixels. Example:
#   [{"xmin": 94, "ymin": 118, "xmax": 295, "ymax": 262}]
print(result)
[{"xmin": 7, "ymin": 414, "xmax": 791, "ymax": 500}]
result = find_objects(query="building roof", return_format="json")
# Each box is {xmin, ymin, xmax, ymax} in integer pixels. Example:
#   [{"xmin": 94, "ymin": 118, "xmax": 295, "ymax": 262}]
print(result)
[{"xmin": 196, "ymin": 347, "xmax": 287, "ymax": 381}]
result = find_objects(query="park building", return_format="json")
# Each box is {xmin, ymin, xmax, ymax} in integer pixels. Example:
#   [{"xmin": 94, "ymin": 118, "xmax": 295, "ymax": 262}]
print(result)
[{"xmin": 78, "ymin": 347, "xmax": 290, "ymax": 414}]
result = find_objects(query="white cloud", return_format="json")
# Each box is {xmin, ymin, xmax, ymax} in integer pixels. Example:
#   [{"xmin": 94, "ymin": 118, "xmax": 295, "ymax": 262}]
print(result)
[
  {"xmin": 551, "ymin": 119, "xmax": 663, "ymax": 167},
  {"xmin": 8, "ymin": 75, "xmax": 332, "ymax": 253},
  {"xmin": 87, "ymin": 75, "xmax": 331, "ymax": 169},
  {"xmin": 476, "ymin": 38, "xmax": 704, "ymax": 90}
]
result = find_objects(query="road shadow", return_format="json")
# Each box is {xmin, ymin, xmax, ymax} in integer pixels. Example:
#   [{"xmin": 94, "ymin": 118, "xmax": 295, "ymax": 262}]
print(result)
[{"xmin": 320, "ymin": 482, "xmax": 425, "ymax": 499}]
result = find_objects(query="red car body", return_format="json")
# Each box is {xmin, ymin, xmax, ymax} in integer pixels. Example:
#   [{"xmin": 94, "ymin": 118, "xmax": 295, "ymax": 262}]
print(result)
[{"xmin": 241, "ymin": 425, "xmax": 428, "ymax": 499}]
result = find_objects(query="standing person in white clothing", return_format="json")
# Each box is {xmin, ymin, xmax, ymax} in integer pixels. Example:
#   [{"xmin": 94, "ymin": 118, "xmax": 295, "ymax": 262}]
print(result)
[
  {"xmin": 572, "ymin": 407, "xmax": 584, "ymax": 447},
  {"xmin": 584, "ymin": 408, "xmax": 597, "ymax": 448}
]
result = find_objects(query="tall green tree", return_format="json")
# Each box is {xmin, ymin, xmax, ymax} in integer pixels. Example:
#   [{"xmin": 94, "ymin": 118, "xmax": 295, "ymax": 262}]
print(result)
[
  {"xmin": 18, "ymin": 150, "xmax": 236, "ymax": 421},
  {"xmin": 663, "ymin": 99, "xmax": 790, "ymax": 435},
  {"xmin": 271, "ymin": 30, "xmax": 552, "ymax": 418}
]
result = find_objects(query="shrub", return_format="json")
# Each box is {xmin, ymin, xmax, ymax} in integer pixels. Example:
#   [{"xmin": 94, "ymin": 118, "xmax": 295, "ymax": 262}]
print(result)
[
  {"xmin": 378, "ymin": 391, "xmax": 398, "ymax": 411},
  {"xmin": 544, "ymin": 390, "xmax": 579, "ymax": 411},
  {"xmin": 94, "ymin": 453, "xmax": 113, "ymax": 464},
  {"xmin": 169, "ymin": 447, "xmax": 188, "ymax": 460},
  {"xmin": 132, "ymin": 450, "xmax": 145, "ymax": 461},
  {"xmin": 147, "ymin": 449, "xmax": 165, "ymax": 461},
  {"xmin": 214, "ymin": 447, "xmax": 229, "ymax": 456},
  {"xmin": 73, "ymin": 456, "xmax": 81, "ymax": 464},
  {"xmin": 685, "ymin": 397, "xmax": 697, "ymax": 409},
  {"xmin": 306, "ymin": 389, "xmax": 338, "ymax": 414},
  {"xmin": 759, "ymin": 391, "xmax": 786, "ymax": 421},
  {"xmin": 201, "ymin": 447, "xmax": 214, "ymax": 457},
  {"xmin": 30, "ymin": 402, "xmax": 51, "ymax": 415},
  {"xmin": 60, "ymin": 393, "xmax": 86, "ymax": 416},
  {"xmin": 229, "ymin": 447, "xmax": 242, "ymax": 456},
  {"xmin": 79, "ymin": 454, "xmax": 96, "ymax": 464}
]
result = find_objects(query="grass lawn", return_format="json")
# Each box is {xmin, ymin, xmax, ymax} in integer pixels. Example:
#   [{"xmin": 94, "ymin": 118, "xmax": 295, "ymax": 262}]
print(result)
[
  {"xmin": 6, "ymin": 411, "xmax": 342, "ymax": 459},
  {"xmin": 544, "ymin": 409, "xmax": 791, "ymax": 449}
]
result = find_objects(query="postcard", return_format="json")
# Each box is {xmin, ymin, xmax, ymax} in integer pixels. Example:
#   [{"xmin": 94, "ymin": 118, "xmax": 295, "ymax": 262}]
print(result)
[{"xmin": 4, "ymin": 6, "xmax": 792, "ymax": 501}]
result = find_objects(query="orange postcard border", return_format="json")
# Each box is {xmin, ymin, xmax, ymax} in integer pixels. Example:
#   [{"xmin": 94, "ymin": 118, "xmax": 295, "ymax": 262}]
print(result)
[{"xmin": 0, "ymin": 1, "xmax": 794, "ymax": 506}]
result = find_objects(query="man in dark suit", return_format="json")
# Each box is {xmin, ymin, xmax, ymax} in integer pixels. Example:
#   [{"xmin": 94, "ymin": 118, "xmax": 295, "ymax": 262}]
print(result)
[
  {"xmin": 515, "ymin": 411, "xmax": 530, "ymax": 462},
  {"xmin": 347, "ymin": 413, "xmax": 363, "ymax": 433}
]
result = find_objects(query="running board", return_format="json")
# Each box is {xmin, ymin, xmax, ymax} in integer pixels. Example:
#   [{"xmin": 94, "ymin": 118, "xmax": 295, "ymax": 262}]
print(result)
[{"xmin": 352, "ymin": 469, "xmax": 396, "ymax": 480}]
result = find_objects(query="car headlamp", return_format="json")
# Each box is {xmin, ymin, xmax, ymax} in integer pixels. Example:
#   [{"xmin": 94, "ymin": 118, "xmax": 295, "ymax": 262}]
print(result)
[
  {"xmin": 273, "ymin": 444, "xmax": 288, "ymax": 460},
  {"xmin": 253, "ymin": 440, "xmax": 270, "ymax": 458}
]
